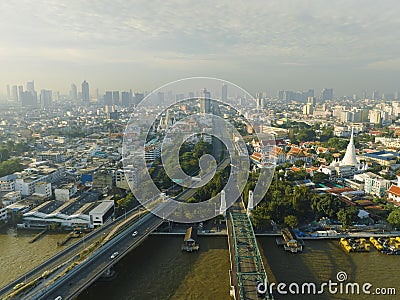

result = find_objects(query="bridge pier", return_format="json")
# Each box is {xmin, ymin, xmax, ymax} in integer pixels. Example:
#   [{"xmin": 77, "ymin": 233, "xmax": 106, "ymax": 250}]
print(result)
[{"xmin": 99, "ymin": 267, "xmax": 117, "ymax": 281}]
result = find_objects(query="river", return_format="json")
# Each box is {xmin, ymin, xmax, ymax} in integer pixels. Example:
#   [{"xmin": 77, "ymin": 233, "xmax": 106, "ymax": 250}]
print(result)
[
  {"xmin": 79, "ymin": 236, "xmax": 400, "ymax": 300},
  {"xmin": 0, "ymin": 227, "xmax": 68, "ymax": 287},
  {"xmin": 1, "ymin": 228, "xmax": 399, "ymax": 300}
]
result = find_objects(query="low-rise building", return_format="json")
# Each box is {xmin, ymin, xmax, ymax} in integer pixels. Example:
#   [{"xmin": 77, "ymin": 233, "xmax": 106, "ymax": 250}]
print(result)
[
  {"xmin": 89, "ymin": 200, "xmax": 114, "ymax": 227},
  {"xmin": 0, "ymin": 174, "xmax": 16, "ymax": 192},
  {"xmin": 55, "ymin": 184, "xmax": 77, "ymax": 202},
  {"xmin": 361, "ymin": 172, "xmax": 390, "ymax": 197},
  {"xmin": 1, "ymin": 191, "xmax": 21, "ymax": 206},
  {"xmin": 34, "ymin": 182, "xmax": 52, "ymax": 198}
]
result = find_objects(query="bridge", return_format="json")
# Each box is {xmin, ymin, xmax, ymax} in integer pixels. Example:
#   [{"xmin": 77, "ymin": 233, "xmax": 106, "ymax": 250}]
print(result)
[{"xmin": 227, "ymin": 212, "xmax": 274, "ymax": 300}]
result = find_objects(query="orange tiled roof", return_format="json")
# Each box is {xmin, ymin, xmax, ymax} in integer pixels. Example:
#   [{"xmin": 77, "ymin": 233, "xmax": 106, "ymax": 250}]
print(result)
[
  {"xmin": 250, "ymin": 152, "xmax": 262, "ymax": 162},
  {"xmin": 388, "ymin": 184, "xmax": 400, "ymax": 197}
]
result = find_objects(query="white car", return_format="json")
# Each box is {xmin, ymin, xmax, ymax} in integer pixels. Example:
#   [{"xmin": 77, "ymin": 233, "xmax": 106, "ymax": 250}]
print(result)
[
  {"xmin": 54, "ymin": 297, "xmax": 62, "ymax": 300},
  {"xmin": 132, "ymin": 231, "xmax": 138, "ymax": 237},
  {"xmin": 110, "ymin": 252, "xmax": 119, "ymax": 259}
]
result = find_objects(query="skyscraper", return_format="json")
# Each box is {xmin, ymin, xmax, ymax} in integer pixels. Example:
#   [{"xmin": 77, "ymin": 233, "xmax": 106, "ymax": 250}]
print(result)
[
  {"xmin": 26, "ymin": 80, "xmax": 34, "ymax": 93},
  {"xmin": 11, "ymin": 85, "xmax": 18, "ymax": 101},
  {"xmin": 221, "ymin": 84, "xmax": 227, "ymax": 102},
  {"xmin": 26, "ymin": 80, "xmax": 37, "ymax": 105},
  {"xmin": 157, "ymin": 92, "xmax": 165, "ymax": 105},
  {"xmin": 320, "ymin": 88, "xmax": 333, "ymax": 101},
  {"xmin": 200, "ymin": 88, "xmax": 211, "ymax": 114},
  {"xmin": 121, "ymin": 91, "xmax": 132, "ymax": 106},
  {"xmin": 104, "ymin": 91, "xmax": 112, "ymax": 105},
  {"xmin": 372, "ymin": 90, "xmax": 379, "ymax": 100},
  {"xmin": 6, "ymin": 85, "xmax": 10, "ymax": 99},
  {"xmin": 40, "ymin": 89, "xmax": 52, "ymax": 107},
  {"xmin": 82, "ymin": 80, "xmax": 90, "ymax": 105},
  {"xmin": 18, "ymin": 86, "xmax": 23, "ymax": 101},
  {"xmin": 70, "ymin": 84, "xmax": 77, "ymax": 101},
  {"xmin": 112, "ymin": 91, "xmax": 120, "ymax": 105}
]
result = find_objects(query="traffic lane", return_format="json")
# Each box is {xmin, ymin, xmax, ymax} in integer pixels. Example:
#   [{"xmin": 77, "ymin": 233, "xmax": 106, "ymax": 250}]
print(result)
[
  {"xmin": 0, "ymin": 208, "xmax": 139, "ymax": 297},
  {"xmin": 43, "ymin": 215, "xmax": 164, "ymax": 300}
]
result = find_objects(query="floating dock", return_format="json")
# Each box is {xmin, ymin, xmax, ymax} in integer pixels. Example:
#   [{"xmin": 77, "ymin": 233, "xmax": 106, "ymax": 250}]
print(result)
[
  {"xmin": 181, "ymin": 227, "xmax": 199, "ymax": 252},
  {"xmin": 276, "ymin": 228, "xmax": 304, "ymax": 253}
]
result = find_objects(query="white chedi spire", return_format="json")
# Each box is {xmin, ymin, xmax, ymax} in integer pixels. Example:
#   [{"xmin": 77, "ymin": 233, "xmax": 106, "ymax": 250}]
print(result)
[{"xmin": 341, "ymin": 128, "xmax": 358, "ymax": 166}]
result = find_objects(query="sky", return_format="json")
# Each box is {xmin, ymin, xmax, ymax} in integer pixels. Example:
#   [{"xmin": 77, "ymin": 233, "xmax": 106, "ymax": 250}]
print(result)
[{"xmin": 0, "ymin": 0, "xmax": 399, "ymax": 97}]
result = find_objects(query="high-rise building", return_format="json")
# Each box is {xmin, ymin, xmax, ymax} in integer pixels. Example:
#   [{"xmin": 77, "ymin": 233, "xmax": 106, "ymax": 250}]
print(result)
[
  {"xmin": 25, "ymin": 80, "xmax": 37, "ymax": 104},
  {"xmin": 81, "ymin": 80, "xmax": 90, "ymax": 105},
  {"xmin": 6, "ymin": 85, "xmax": 10, "ymax": 99},
  {"xmin": 134, "ymin": 93, "xmax": 144, "ymax": 105},
  {"xmin": 40, "ymin": 89, "xmax": 52, "ymax": 107},
  {"xmin": 18, "ymin": 86, "xmax": 23, "ymax": 100},
  {"xmin": 20, "ymin": 91, "xmax": 36, "ymax": 107},
  {"xmin": 372, "ymin": 90, "xmax": 380, "ymax": 100},
  {"xmin": 70, "ymin": 84, "xmax": 77, "ymax": 101},
  {"xmin": 200, "ymin": 88, "xmax": 211, "ymax": 114},
  {"xmin": 11, "ymin": 85, "xmax": 18, "ymax": 101},
  {"xmin": 221, "ymin": 84, "xmax": 227, "ymax": 102},
  {"xmin": 104, "ymin": 92, "xmax": 112, "ymax": 105},
  {"xmin": 362, "ymin": 91, "xmax": 367, "ymax": 99},
  {"xmin": 277, "ymin": 90, "xmax": 284, "ymax": 100},
  {"xmin": 320, "ymin": 88, "xmax": 333, "ymax": 101},
  {"xmin": 26, "ymin": 80, "xmax": 34, "ymax": 93},
  {"xmin": 121, "ymin": 91, "xmax": 132, "ymax": 106},
  {"xmin": 112, "ymin": 91, "xmax": 119, "ymax": 105},
  {"xmin": 157, "ymin": 92, "xmax": 164, "ymax": 105},
  {"xmin": 307, "ymin": 96, "xmax": 316, "ymax": 107}
]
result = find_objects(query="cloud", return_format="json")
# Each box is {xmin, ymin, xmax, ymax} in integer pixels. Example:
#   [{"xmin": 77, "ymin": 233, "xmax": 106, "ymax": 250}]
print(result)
[{"xmin": 0, "ymin": 0, "xmax": 400, "ymax": 93}]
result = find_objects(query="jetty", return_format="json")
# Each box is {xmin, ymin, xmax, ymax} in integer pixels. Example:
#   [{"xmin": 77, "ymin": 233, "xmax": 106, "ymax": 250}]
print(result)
[
  {"xmin": 276, "ymin": 228, "xmax": 304, "ymax": 253},
  {"xmin": 181, "ymin": 227, "xmax": 199, "ymax": 252}
]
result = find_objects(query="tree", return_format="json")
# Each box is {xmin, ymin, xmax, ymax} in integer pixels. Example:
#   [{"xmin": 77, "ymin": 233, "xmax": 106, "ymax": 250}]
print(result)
[
  {"xmin": 284, "ymin": 215, "xmax": 298, "ymax": 228},
  {"xmin": 312, "ymin": 172, "xmax": 329, "ymax": 184},
  {"xmin": 294, "ymin": 160, "xmax": 305, "ymax": 167},
  {"xmin": 387, "ymin": 209, "xmax": 400, "ymax": 229},
  {"xmin": 337, "ymin": 206, "xmax": 358, "ymax": 227}
]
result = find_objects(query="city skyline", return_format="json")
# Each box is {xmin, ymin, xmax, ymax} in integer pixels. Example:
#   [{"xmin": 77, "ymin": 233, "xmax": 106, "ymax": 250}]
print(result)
[{"xmin": 0, "ymin": 1, "xmax": 400, "ymax": 96}]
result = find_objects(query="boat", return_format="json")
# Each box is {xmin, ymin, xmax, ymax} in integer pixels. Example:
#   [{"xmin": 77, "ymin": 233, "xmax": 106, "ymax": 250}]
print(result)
[{"xmin": 340, "ymin": 237, "xmax": 370, "ymax": 252}]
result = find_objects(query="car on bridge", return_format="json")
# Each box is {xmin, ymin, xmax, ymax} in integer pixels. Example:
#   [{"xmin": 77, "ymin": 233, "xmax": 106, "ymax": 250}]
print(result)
[
  {"xmin": 110, "ymin": 252, "xmax": 119, "ymax": 259},
  {"xmin": 132, "ymin": 231, "xmax": 138, "ymax": 237},
  {"xmin": 54, "ymin": 296, "xmax": 62, "ymax": 300}
]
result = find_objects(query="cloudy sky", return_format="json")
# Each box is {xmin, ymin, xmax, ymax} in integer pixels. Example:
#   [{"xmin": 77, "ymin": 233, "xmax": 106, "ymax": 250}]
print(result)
[{"xmin": 0, "ymin": 0, "xmax": 399, "ymax": 96}]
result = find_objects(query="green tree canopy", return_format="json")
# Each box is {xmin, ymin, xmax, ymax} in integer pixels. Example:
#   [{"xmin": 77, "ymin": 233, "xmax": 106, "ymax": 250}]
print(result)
[{"xmin": 387, "ymin": 209, "xmax": 400, "ymax": 229}]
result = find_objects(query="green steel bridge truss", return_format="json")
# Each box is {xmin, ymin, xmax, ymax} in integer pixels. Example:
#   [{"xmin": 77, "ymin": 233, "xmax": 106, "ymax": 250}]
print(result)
[{"xmin": 230, "ymin": 212, "xmax": 274, "ymax": 300}]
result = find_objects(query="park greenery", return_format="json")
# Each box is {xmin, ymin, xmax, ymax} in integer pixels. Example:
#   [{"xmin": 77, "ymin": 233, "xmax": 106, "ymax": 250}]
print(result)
[
  {"xmin": 387, "ymin": 209, "xmax": 400, "ymax": 229},
  {"xmin": 244, "ymin": 171, "xmax": 358, "ymax": 230},
  {"xmin": 149, "ymin": 141, "xmax": 215, "ymax": 192},
  {"xmin": 0, "ymin": 159, "xmax": 25, "ymax": 177}
]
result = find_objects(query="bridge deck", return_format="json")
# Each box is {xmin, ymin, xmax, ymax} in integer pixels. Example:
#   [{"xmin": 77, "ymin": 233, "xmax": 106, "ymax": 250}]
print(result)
[{"xmin": 229, "ymin": 212, "xmax": 273, "ymax": 300}]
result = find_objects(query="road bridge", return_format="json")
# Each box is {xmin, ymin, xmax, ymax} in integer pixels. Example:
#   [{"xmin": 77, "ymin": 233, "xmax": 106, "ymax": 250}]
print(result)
[{"xmin": 227, "ymin": 212, "xmax": 274, "ymax": 300}]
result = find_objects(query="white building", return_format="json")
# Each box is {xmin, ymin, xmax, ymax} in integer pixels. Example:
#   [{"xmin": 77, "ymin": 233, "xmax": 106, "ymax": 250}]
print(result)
[
  {"xmin": 34, "ymin": 182, "xmax": 52, "ymax": 198},
  {"xmin": 357, "ymin": 172, "xmax": 390, "ymax": 198},
  {"xmin": 55, "ymin": 184, "xmax": 77, "ymax": 202},
  {"xmin": 387, "ymin": 176, "xmax": 400, "ymax": 203},
  {"xmin": 1, "ymin": 191, "xmax": 21, "ymax": 206},
  {"xmin": 115, "ymin": 169, "xmax": 136, "ymax": 190},
  {"xmin": 0, "ymin": 174, "xmax": 16, "ymax": 192},
  {"xmin": 0, "ymin": 204, "xmax": 7, "ymax": 222},
  {"xmin": 89, "ymin": 200, "xmax": 115, "ymax": 226}
]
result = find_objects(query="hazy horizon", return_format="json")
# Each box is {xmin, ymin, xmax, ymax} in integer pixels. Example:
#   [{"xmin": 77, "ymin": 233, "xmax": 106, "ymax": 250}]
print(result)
[{"xmin": 1, "ymin": 0, "xmax": 400, "ymax": 96}]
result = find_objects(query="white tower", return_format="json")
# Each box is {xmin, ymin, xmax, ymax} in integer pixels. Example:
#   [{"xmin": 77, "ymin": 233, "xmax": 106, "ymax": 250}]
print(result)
[
  {"xmin": 341, "ymin": 128, "xmax": 358, "ymax": 166},
  {"xmin": 220, "ymin": 190, "xmax": 227, "ymax": 217},
  {"xmin": 247, "ymin": 190, "xmax": 254, "ymax": 216}
]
